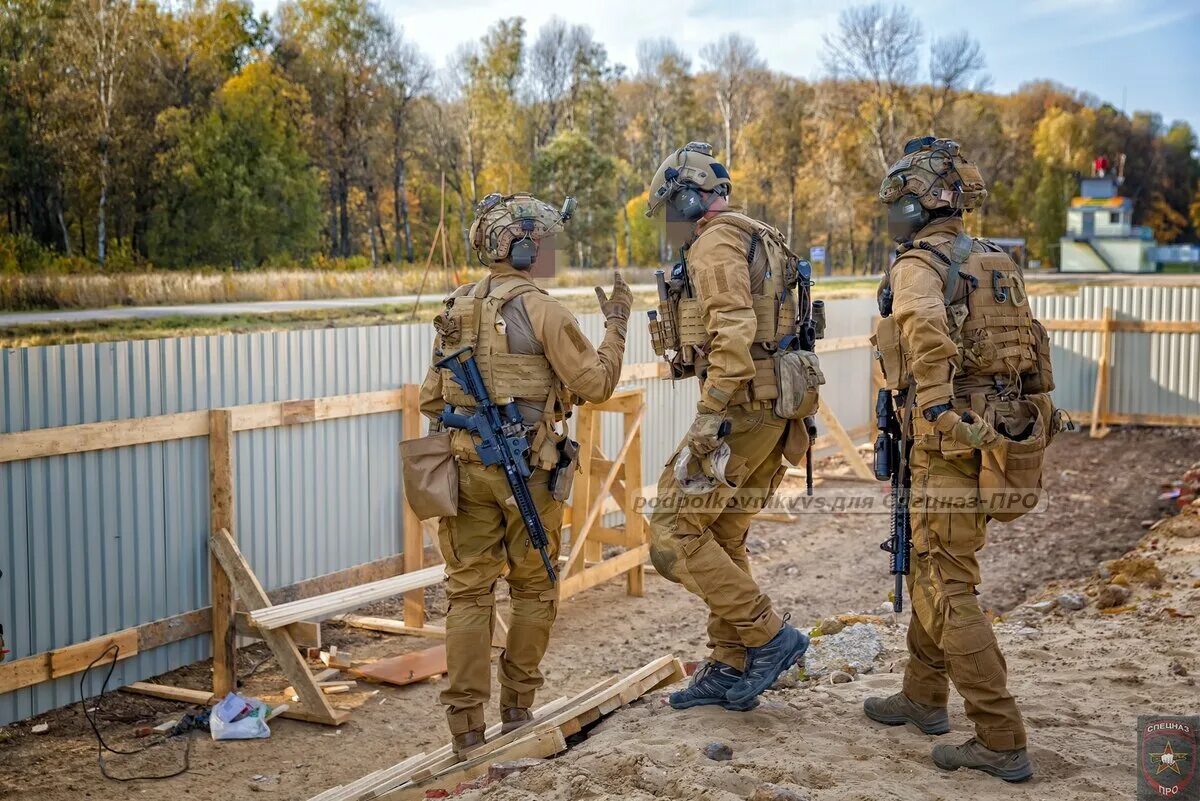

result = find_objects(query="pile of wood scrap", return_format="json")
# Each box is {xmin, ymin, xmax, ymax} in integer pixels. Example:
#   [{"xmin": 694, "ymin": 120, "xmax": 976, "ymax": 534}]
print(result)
[{"xmin": 308, "ymin": 654, "xmax": 684, "ymax": 801}]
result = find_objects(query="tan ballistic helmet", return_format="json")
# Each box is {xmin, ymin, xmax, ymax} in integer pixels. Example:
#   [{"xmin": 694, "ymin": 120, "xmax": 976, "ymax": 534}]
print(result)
[
  {"xmin": 646, "ymin": 142, "xmax": 733, "ymax": 217},
  {"xmin": 878, "ymin": 137, "xmax": 987, "ymax": 213},
  {"xmin": 469, "ymin": 192, "xmax": 574, "ymax": 265}
]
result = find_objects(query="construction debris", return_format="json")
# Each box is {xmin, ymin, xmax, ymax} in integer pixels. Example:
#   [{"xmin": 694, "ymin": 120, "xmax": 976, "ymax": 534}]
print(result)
[
  {"xmin": 349, "ymin": 645, "xmax": 447, "ymax": 688},
  {"xmin": 307, "ymin": 654, "xmax": 684, "ymax": 801}
]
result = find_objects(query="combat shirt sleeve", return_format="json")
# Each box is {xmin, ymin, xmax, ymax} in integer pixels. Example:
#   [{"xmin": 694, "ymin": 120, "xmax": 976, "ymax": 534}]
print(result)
[
  {"xmin": 528, "ymin": 295, "xmax": 626, "ymax": 405},
  {"xmin": 418, "ymin": 339, "xmax": 445, "ymax": 422},
  {"xmin": 687, "ymin": 224, "xmax": 756, "ymax": 413},
  {"xmin": 890, "ymin": 255, "xmax": 957, "ymax": 411}
]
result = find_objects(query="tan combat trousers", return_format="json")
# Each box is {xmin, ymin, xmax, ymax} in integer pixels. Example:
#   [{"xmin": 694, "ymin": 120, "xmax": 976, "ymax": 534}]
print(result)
[
  {"xmin": 902, "ymin": 445, "xmax": 1028, "ymax": 751},
  {"xmin": 437, "ymin": 461, "xmax": 563, "ymax": 737},
  {"xmin": 648, "ymin": 403, "xmax": 790, "ymax": 671}
]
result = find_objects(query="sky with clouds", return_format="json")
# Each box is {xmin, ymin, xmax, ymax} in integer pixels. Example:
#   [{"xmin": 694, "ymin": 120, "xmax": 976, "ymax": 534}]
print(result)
[{"xmin": 259, "ymin": 0, "xmax": 1200, "ymax": 138}]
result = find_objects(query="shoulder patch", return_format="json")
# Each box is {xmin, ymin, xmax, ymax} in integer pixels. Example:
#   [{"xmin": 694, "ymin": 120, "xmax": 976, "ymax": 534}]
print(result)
[{"xmin": 564, "ymin": 322, "xmax": 590, "ymax": 354}]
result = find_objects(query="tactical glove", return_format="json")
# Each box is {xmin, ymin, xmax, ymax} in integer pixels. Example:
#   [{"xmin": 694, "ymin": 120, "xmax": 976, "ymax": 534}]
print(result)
[
  {"xmin": 933, "ymin": 409, "xmax": 999, "ymax": 450},
  {"xmin": 594, "ymin": 271, "xmax": 632, "ymax": 330},
  {"xmin": 687, "ymin": 411, "xmax": 727, "ymax": 456}
]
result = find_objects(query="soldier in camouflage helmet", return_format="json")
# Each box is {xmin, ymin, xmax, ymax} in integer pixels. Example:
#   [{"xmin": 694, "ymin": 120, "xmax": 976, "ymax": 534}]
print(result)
[
  {"xmin": 644, "ymin": 143, "xmax": 816, "ymax": 713},
  {"xmin": 864, "ymin": 137, "xmax": 1062, "ymax": 783},
  {"xmin": 420, "ymin": 192, "xmax": 632, "ymax": 757}
]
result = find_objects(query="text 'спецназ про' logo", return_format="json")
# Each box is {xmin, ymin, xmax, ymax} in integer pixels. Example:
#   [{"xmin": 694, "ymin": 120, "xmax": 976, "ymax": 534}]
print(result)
[{"xmin": 1139, "ymin": 715, "xmax": 1199, "ymax": 800}]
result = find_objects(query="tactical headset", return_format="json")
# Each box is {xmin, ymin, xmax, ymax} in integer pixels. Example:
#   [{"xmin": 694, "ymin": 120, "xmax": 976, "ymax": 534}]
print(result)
[
  {"xmin": 662, "ymin": 164, "xmax": 731, "ymax": 222},
  {"xmin": 886, "ymin": 194, "xmax": 931, "ymax": 243}
]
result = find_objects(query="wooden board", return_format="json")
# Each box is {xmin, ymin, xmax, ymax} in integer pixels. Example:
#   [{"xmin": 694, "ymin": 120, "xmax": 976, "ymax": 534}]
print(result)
[
  {"xmin": 124, "ymin": 682, "xmax": 351, "ymax": 726},
  {"xmin": 335, "ymin": 616, "xmax": 446, "ymax": 639},
  {"xmin": 307, "ymin": 696, "xmax": 572, "ymax": 801},
  {"xmin": 209, "ymin": 409, "xmax": 237, "ymax": 698},
  {"xmin": 559, "ymin": 544, "xmax": 650, "ymax": 600},
  {"xmin": 400, "ymin": 384, "xmax": 426, "ymax": 629},
  {"xmin": 235, "ymin": 613, "xmax": 320, "ymax": 648},
  {"xmin": 817, "ymin": 399, "xmax": 875, "ymax": 481},
  {"xmin": 349, "ymin": 645, "xmax": 447, "ymax": 687},
  {"xmin": 249, "ymin": 565, "xmax": 445, "ymax": 630},
  {"xmin": 378, "ymin": 729, "xmax": 567, "ymax": 801},
  {"xmin": 210, "ymin": 528, "xmax": 347, "ymax": 725},
  {"xmin": 0, "ymin": 629, "xmax": 138, "ymax": 693},
  {"xmin": 0, "ymin": 411, "xmax": 209, "ymax": 464}
]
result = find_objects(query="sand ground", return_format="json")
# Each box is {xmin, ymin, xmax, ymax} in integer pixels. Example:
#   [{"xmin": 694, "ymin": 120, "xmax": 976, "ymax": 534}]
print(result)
[{"xmin": 1, "ymin": 426, "xmax": 1198, "ymax": 801}]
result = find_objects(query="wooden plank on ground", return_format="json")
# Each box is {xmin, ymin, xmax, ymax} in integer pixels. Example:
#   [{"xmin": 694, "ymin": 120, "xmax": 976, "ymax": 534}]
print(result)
[
  {"xmin": 378, "ymin": 729, "xmax": 567, "ymax": 801},
  {"xmin": 349, "ymin": 645, "xmax": 447, "ymax": 687},
  {"xmin": 335, "ymin": 616, "xmax": 446, "ymax": 639},
  {"xmin": 308, "ymin": 697, "xmax": 573, "ymax": 801},
  {"xmin": 124, "ymin": 682, "xmax": 350, "ymax": 726}
]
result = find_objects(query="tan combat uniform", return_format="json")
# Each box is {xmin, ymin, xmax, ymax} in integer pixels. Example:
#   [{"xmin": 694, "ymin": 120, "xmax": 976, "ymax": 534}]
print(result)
[
  {"xmin": 887, "ymin": 215, "xmax": 1038, "ymax": 752},
  {"xmin": 419, "ymin": 265, "xmax": 627, "ymax": 737},
  {"xmin": 649, "ymin": 211, "xmax": 810, "ymax": 672}
]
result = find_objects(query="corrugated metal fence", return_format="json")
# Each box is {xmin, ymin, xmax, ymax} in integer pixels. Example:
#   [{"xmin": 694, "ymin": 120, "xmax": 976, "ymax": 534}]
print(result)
[
  {"xmin": 1030, "ymin": 285, "xmax": 1200, "ymax": 419},
  {"xmin": 11, "ymin": 283, "xmax": 1193, "ymax": 725},
  {"xmin": 0, "ymin": 298, "xmax": 876, "ymax": 725}
]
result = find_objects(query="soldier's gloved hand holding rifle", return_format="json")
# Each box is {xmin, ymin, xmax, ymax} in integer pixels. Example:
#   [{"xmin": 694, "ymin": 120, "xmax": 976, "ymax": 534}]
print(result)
[{"xmin": 595, "ymin": 271, "xmax": 632, "ymax": 332}]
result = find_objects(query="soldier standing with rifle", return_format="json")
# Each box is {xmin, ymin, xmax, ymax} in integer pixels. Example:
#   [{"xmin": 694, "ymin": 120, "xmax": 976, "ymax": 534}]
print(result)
[
  {"xmin": 644, "ymin": 143, "xmax": 825, "ymax": 712},
  {"xmin": 865, "ymin": 137, "xmax": 1064, "ymax": 782},
  {"xmin": 417, "ymin": 192, "xmax": 631, "ymax": 756}
]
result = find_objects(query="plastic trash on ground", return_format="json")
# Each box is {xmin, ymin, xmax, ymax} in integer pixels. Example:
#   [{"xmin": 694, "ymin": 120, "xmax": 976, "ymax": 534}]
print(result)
[{"xmin": 210, "ymin": 692, "xmax": 273, "ymax": 740}]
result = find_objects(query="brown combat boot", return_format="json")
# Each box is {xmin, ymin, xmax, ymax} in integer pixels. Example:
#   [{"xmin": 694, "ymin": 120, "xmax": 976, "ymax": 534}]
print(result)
[
  {"xmin": 500, "ymin": 707, "xmax": 533, "ymax": 734},
  {"xmin": 863, "ymin": 692, "xmax": 950, "ymax": 735},
  {"xmin": 451, "ymin": 729, "xmax": 486, "ymax": 759},
  {"xmin": 931, "ymin": 738, "xmax": 1033, "ymax": 783}
]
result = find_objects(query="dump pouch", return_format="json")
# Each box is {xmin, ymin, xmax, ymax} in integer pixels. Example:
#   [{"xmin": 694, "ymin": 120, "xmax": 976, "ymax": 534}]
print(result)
[
  {"xmin": 400, "ymin": 432, "xmax": 459, "ymax": 521},
  {"xmin": 978, "ymin": 394, "xmax": 1051, "ymax": 522},
  {"xmin": 773, "ymin": 350, "xmax": 824, "ymax": 420}
]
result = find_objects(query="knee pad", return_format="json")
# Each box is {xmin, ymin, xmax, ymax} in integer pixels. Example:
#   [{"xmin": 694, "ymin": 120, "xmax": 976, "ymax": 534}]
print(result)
[{"xmin": 650, "ymin": 544, "xmax": 680, "ymax": 582}]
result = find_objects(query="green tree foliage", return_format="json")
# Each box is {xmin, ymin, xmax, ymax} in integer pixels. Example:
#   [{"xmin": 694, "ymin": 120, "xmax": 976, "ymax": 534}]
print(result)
[
  {"xmin": 150, "ymin": 62, "xmax": 320, "ymax": 266},
  {"xmin": 532, "ymin": 129, "xmax": 616, "ymax": 267},
  {"xmin": 0, "ymin": 0, "xmax": 1197, "ymax": 274}
]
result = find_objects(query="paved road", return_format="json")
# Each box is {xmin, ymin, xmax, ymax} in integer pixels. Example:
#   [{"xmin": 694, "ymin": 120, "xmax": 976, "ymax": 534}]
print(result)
[{"xmin": 2, "ymin": 271, "xmax": 1195, "ymax": 327}]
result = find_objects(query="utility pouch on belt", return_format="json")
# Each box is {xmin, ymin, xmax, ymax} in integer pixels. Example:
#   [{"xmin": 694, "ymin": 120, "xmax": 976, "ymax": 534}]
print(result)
[
  {"xmin": 400, "ymin": 431, "xmax": 458, "ymax": 520},
  {"xmin": 773, "ymin": 350, "xmax": 824, "ymax": 419},
  {"xmin": 871, "ymin": 316, "xmax": 910, "ymax": 391},
  {"xmin": 548, "ymin": 437, "xmax": 580, "ymax": 502},
  {"xmin": 1022, "ymin": 319, "xmax": 1056, "ymax": 394},
  {"xmin": 978, "ymin": 393, "xmax": 1053, "ymax": 522}
]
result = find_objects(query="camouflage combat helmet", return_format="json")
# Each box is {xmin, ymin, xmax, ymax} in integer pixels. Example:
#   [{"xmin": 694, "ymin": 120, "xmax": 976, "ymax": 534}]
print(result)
[
  {"xmin": 878, "ymin": 136, "xmax": 987, "ymax": 213},
  {"xmin": 469, "ymin": 192, "xmax": 575, "ymax": 266},
  {"xmin": 646, "ymin": 142, "xmax": 733, "ymax": 217}
]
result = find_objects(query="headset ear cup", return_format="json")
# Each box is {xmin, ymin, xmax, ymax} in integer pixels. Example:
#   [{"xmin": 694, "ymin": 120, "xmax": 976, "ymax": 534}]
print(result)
[
  {"xmin": 670, "ymin": 188, "xmax": 706, "ymax": 222},
  {"xmin": 509, "ymin": 238, "xmax": 537, "ymax": 269}
]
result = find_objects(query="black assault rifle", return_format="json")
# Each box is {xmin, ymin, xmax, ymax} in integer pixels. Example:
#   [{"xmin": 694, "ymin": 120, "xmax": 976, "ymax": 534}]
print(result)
[
  {"xmin": 778, "ymin": 259, "xmax": 821, "ymax": 496},
  {"xmin": 435, "ymin": 347, "xmax": 557, "ymax": 583},
  {"xmin": 873, "ymin": 388, "xmax": 911, "ymax": 613}
]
